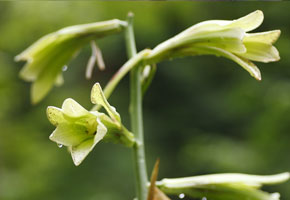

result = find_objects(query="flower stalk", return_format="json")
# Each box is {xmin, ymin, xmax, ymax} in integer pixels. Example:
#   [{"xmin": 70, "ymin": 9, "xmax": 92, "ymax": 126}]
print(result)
[{"xmin": 125, "ymin": 12, "xmax": 148, "ymax": 200}]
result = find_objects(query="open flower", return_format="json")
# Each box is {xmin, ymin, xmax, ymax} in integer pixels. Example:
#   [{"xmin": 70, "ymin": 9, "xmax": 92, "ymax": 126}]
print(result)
[
  {"xmin": 156, "ymin": 173, "xmax": 290, "ymax": 200},
  {"xmin": 146, "ymin": 10, "xmax": 280, "ymax": 81},
  {"xmin": 16, "ymin": 19, "xmax": 127, "ymax": 104},
  {"xmin": 47, "ymin": 83, "xmax": 134, "ymax": 166}
]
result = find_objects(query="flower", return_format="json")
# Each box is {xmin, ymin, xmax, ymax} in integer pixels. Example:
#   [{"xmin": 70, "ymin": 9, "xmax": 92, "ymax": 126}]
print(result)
[
  {"xmin": 47, "ymin": 83, "xmax": 134, "ymax": 166},
  {"xmin": 146, "ymin": 10, "xmax": 280, "ymax": 81},
  {"xmin": 15, "ymin": 19, "xmax": 127, "ymax": 104},
  {"xmin": 156, "ymin": 173, "xmax": 290, "ymax": 200}
]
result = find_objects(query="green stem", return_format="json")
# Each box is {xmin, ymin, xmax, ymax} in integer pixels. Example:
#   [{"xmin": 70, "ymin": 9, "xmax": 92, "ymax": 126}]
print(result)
[
  {"xmin": 90, "ymin": 49, "xmax": 150, "ymax": 111},
  {"xmin": 126, "ymin": 12, "xmax": 148, "ymax": 200}
]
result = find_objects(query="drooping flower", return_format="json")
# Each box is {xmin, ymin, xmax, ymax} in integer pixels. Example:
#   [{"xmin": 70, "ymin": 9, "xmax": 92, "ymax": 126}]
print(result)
[
  {"xmin": 156, "ymin": 173, "xmax": 290, "ymax": 200},
  {"xmin": 146, "ymin": 10, "xmax": 280, "ymax": 81},
  {"xmin": 47, "ymin": 83, "xmax": 134, "ymax": 166},
  {"xmin": 16, "ymin": 20, "xmax": 127, "ymax": 104}
]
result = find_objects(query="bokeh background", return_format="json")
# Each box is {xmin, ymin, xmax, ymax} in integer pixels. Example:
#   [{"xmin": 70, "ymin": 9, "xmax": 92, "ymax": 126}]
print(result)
[{"xmin": 0, "ymin": 2, "xmax": 289, "ymax": 200}]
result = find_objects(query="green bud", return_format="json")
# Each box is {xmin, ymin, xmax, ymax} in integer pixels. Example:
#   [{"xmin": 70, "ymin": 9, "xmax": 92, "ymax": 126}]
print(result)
[
  {"xmin": 47, "ymin": 83, "xmax": 134, "ymax": 166},
  {"xmin": 16, "ymin": 19, "xmax": 127, "ymax": 104},
  {"xmin": 146, "ymin": 10, "xmax": 280, "ymax": 81},
  {"xmin": 156, "ymin": 173, "xmax": 290, "ymax": 200}
]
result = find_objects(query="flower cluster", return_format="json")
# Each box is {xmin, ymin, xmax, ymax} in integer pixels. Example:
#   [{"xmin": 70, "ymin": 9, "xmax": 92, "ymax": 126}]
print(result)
[{"xmin": 47, "ymin": 83, "xmax": 134, "ymax": 166}]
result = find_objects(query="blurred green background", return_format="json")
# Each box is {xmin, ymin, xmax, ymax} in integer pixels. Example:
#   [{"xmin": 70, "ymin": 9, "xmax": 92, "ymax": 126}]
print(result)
[{"xmin": 0, "ymin": 2, "xmax": 289, "ymax": 200}]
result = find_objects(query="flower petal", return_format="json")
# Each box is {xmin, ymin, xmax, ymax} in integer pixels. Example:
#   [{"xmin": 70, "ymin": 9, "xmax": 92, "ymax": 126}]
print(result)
[
  {"xmin": 30, "ymin": 43, "xmax": 79, "ymax": 104},
  {"xmin": 188, "ymin": 45, "xmax": 261, "ymax": 81},
  {"xmin": 159, "ymin": 173, "xmax": 290, "ymax": 188},
  {"xmin": 49, "ymin": 123, "xmax": 90, "ymax": 147},
  {"xmin": 183, "ymin": 10, "xmax": 263, "ymax": 36},
  {"xmin": 70, "ymin": 117, "xmax": 107, "ymax": 166},
  {"xmin": 31, "ymin": 69, "xmax": 60, "ymax": 104},
  {"xmin": 91, "ymin": 83, "xmax": 121, "ymax": 123},
  {"xmin": 17, "ymin": 34, "xmax": 65, "ymax": 81},
  {"xmin": 157, "ymin": 173, "xmax": 289, "ymax": 200},
  {"xmin": 55, "ymin": 73, "xmax": 64, "ymax": 86},
  {"xmin": 226, "ymin": 10, "xmax": 264, "ymax": 32},
  {"xmin": 70, "ymin": 138, "xmax": 94, "ymax": 166},
  {"xmin": 46, "ymin": 106, "xmax": 65, "ymax": 126},
  {"xmin": 244, "ymin": 30, "xmax": 281, "ymax": 45},
  {"xmin": 191, "ymin": 28, "xmax": 246, "ymax": 54},
  {"xmin": 62, "ymin": 98, "xmax": 89, "ymax": 118},
  {"xmin": 238, "ymin": 42, "xmax": 280, "ymax": 63}
]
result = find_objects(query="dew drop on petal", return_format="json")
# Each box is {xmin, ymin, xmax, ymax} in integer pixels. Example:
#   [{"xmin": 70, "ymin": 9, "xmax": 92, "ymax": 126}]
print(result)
[
  {"xmin": 179, "ymin": 193, "xmax": 185, "ymax": 199},
  {"xmin": 57, "ymin": 143, "xmax": 63, "ymax": 148},
  {"xmin": 62, "ymin": 65, "xmax": 68, "ymax": 71}
]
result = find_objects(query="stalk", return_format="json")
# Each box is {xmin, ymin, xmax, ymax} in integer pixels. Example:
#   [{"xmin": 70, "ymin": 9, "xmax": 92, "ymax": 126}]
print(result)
[{"xmin": 125, "ymin": 12, "xmax": 148, "ymax": 200}]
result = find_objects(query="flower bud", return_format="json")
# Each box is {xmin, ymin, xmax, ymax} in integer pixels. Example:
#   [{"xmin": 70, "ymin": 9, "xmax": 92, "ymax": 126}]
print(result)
[{"xmin": 156, "ymin": 173, "xmax": 289, "ymax": 200}]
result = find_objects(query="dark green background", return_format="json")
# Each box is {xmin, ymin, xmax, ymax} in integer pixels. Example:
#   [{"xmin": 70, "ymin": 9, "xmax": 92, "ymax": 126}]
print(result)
[{"xmin": 0, "ymin": 2, "xmax": 289, "ymax": 200}]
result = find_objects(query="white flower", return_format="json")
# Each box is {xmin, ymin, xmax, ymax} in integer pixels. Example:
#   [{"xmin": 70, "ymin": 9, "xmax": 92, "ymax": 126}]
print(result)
[{"xmin": 147, "ymin": 10, "xmax": 280, "ymax": 81}]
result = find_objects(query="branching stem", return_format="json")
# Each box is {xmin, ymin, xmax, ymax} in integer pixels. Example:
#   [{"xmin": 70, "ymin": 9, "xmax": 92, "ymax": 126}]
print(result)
[{"xmin": 125, "ymin": 12, "xmax": 148, "ymax": 200}]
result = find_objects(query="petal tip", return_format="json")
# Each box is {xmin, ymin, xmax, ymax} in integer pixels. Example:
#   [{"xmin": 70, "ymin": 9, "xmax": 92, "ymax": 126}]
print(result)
[
  {"xmin": 62, "ymin": 98, "xmax": 77, "ymax": 109},
  {"xmin": 256, "ymin": 76, "xmax": 262, "ymax": 81},
  {"xmin": 30, "ymin": 90, "xmax": 41, "ymax": 105}
]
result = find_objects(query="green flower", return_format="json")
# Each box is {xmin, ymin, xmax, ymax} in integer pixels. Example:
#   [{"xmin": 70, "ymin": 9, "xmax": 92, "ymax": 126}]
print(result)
[
  {"xmin": 47, "ymin": 83, "xmax": 134, "ymax": 166},
  {"xmin": 156, "ymin": 173, "xmax": 290, "ymax": 200},
  {"xmin": 16, "ymin": 20, "xmax": 127, "ymax": 104},
  {"xmin": 147, "ymin": 10, "xmax": 280, "ymax": 81}
]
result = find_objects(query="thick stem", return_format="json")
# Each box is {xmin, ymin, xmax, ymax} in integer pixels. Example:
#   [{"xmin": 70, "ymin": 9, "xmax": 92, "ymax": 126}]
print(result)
[{"xmin": 126, "ymin": 12, "xmax": 148, "ymax": 200}]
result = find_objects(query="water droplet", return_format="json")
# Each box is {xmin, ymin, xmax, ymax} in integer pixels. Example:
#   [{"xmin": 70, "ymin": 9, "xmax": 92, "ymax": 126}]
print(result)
[
  {"xmin": 62, "ymin": 65, "xmax": 68, "ymax": 71},
  {"xmin": 179, "ymin": 193, "xmax": 185, "ymax": 199},
  {"xmin": 202, "ymin": 197, "xmax": 207, "ymax": 200},
  {"xmin": 57, "ymin": 143, "xmax": 63, "ymax": 148}
]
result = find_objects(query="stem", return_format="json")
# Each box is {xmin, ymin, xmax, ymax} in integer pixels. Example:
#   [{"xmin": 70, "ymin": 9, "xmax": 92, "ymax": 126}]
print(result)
[
  {"xmin": 126, "ymin": 12, "xmax": 148, "ymax": 200},
  {"xmin": 91, "ymin": 49, "xmax": 150, "ymax": 111}
]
